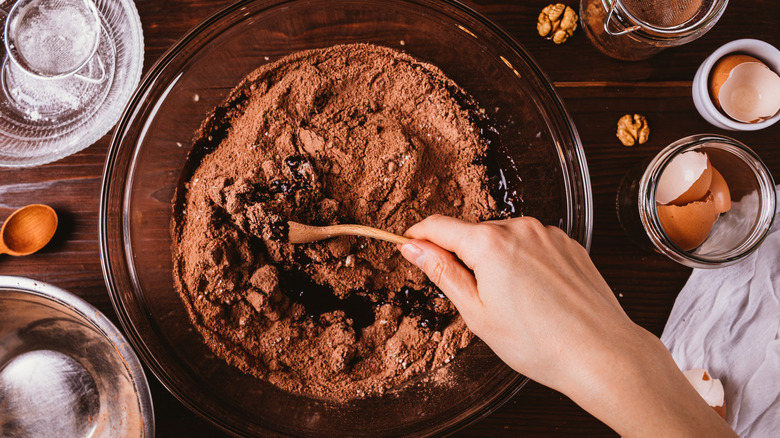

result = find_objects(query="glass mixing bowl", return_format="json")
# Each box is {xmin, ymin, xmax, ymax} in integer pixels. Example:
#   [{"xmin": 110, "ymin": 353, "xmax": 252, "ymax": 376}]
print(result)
[{"xmin": 100, "ymin": 0, "xmax": 592, "ymax": 436}]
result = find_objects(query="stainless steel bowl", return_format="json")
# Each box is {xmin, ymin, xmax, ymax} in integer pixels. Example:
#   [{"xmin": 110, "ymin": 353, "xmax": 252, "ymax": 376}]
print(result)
[{"xmin": 0, "ymin": 276, "xmax": 154, "ymax": 437}]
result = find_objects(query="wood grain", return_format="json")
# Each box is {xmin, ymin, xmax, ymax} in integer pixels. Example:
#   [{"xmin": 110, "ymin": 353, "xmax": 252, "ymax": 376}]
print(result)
[{"xmin": 0, "ymin": 1, "xmax": 777, "ymax": 436}]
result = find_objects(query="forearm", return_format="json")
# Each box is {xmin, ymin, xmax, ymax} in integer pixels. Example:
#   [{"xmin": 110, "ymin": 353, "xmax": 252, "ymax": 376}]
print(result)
[
  {"xmin": 563, "ymin": 328, "xmax": 736, "ymax": 438},
  {"xmin": 400, "ymin": 216, "xmax": 737, "ymax": 437}
]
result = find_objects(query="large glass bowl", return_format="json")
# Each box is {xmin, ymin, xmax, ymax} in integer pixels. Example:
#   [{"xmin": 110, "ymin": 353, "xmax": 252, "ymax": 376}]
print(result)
[{"xmin": 100, "ymin": 0, "xmax": 592, "ymax": 436}]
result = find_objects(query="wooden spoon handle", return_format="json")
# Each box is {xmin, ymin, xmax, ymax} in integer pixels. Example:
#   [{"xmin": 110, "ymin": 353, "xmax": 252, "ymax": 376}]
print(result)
[{"xmin": 288, "ymin": 221, "xmax": 410, "ymax": 245}]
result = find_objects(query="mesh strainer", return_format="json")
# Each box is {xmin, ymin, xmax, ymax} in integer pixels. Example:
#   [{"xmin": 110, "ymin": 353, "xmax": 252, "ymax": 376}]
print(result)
[
  {"xmin": 5, "ymin": 0, "xmax": 101, "ymax": 78},
  {"xmin": 621, "ymin": 0, "xmax": 711, "ymax": 29},
  {"xmin": 602, "ymin": 0, "xmax": 728, "ymax": 44}
]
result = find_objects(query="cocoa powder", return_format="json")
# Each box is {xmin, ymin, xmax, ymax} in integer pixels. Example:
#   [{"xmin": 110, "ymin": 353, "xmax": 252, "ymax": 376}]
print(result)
[{"xmin": 172, "ymin": 44, "xmax": 503, "ymax": 401}]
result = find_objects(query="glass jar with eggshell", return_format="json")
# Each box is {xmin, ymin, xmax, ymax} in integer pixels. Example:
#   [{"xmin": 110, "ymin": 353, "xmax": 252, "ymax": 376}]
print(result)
[{"xmin": 617, "ymin": 134, "xmax": 775, "ymax": 268}]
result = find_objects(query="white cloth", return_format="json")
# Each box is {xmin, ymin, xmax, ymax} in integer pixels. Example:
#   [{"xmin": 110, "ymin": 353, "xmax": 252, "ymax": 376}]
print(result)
[{"xmin": 661, "ymin": 186, "xmax": 780, "ymax": 438}]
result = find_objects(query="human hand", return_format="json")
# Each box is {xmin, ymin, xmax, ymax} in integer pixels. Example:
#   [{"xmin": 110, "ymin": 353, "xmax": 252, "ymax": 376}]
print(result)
[
  {"xmin": 400, "ymin": 215, "xmax": 633, "ymax": 391},
  {"xmin": 400, "ymin": 215, "xmax": 735, "ymax": 437}
]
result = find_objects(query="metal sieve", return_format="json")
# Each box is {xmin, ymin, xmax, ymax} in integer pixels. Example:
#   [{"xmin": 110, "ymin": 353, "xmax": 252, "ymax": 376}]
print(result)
[
  {"xmin": 603, "ymin": 0, "xmax": 729, "ymax": 45},
  {"xmin": 4, "ymin": 0, "xmax": 102, "ymax": 79}
]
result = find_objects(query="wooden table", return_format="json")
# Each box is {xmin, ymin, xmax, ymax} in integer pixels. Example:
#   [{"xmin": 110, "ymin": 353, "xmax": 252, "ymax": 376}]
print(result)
[{"xmin": 1, "ymin": 0, "xmax": 777, "ymax": 436}]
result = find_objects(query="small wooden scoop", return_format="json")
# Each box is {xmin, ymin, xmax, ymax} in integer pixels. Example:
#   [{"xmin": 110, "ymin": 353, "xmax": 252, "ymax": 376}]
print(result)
[
  {"xmin": 0, "ymin": 204, "xmax": 58, "ymax": 256},
  {"xmin": 287, "ymin": 221, "xmax": 409, "ymax": 245}
]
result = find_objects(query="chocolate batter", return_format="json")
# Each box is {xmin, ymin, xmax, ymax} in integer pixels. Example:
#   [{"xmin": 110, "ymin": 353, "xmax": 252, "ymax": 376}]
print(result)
[{"xmin": 172, "ymin": 44, "xmax": 515, "ymax": 401}]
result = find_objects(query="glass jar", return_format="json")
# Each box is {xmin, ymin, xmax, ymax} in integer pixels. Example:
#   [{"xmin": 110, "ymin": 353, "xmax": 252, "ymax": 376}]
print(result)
[
  {"xmin": 617, "ymin": 134, "xmax": 776, "ymax": 268},
  {"xmin": 580, "ymin": 0, "xmax": 730, "ymax": 61}
]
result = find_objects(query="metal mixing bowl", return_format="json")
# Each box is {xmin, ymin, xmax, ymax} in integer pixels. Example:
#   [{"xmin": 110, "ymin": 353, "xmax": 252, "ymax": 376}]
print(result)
[
  {"xmin": 100, "ymin": 0, "xmax": 592, "ymax": 436},
  {"xmin": 0, "ymin": 275, "xmax": 154, "ymax": 437}
]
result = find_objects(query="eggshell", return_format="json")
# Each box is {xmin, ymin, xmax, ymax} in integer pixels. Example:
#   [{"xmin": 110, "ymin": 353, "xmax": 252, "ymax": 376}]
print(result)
[
  {"xmin": 683, "ymin": 368, "xmax": 726, "ymax": 419},
  {"xmin": 717, "ymin": 61, "xmax": 780, "ymax": 123},
  {"xmin": 657, "ymin": 193, "xmax": 719, "ymax": 251},
  {"xmin": 709, "ymin": 167, "xmax": 731, "ymax": 214},
  {"xmin": 656, "ymin": 151, "xmax": 713, "ymax": 206},
  {"xmin": 710, "ymin": 54, "xmax": 762, "ymax": 108},
  {"xmin": 670, "ymin": 159, "xmax": 713, "ymax": 206},
  {"xmin": 713, "ymin": 403, "xmax": 727, "ymax": 420}
]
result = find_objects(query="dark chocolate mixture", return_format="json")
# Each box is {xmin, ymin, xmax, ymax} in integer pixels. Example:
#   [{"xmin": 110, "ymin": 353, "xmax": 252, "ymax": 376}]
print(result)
[{"xmin": 171, "ymin": 44, "xmax": 517, "ymax": 400}]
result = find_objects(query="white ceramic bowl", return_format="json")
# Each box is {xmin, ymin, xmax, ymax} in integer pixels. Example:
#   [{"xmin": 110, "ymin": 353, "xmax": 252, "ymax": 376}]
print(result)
[{"xmin": 692, "ymin": 39, "xmax": 780, "ymax": 131}]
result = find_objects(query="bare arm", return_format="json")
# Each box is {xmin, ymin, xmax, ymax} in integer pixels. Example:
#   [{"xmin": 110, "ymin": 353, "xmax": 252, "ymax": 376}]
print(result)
[{"xmin": 400, "ymin": 215, "xmax": 736, "ymax": 438}]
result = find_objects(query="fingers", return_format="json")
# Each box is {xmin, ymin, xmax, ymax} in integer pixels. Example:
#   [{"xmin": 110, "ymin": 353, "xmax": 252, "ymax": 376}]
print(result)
[
  {"xmin": 402, "ymin": 214, "xmax": 619, "ymax": 318},
  {"xmin": 399, "ymin": 239, "xmax": 482, "ymax": 312},
  {"xmin": 404, "ymin": 215, "xmax": 474, "ymax": 255},
  {"xmin": 404, "ymin": 214, "xmax": 497, "ymax": 271}
]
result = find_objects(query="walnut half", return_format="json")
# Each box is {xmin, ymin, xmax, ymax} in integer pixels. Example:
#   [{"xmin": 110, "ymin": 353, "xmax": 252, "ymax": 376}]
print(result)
[
  {"xmin": 537, "ymin": 4, "xmax": 578, "ymax": 44},
  {"xmin": 616, "ymin": 114, "xmax": 650, "ymax": 146}
]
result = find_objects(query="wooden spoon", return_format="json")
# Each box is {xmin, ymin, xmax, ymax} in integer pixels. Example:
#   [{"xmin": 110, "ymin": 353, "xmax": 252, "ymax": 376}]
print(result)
[
  {"xmin": 0, "ymin": 204, "xmax": 58, "ymax": 256},
  {"xmin": 287, "ymin": 221, "xmax": 409, "ymax": 245}
]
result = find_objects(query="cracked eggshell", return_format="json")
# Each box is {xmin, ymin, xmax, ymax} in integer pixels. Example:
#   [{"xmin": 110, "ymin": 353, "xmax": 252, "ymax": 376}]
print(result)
[
  {"xmin": 657, "ymin": 193, "xmax": 719, "ymax": 251},
  {"xmin": 710, "ymin": 167, "xmax": 731, "ymax": 214},
  {"xmin": 683, "ymin": 368, "xmax": 726, "ymax": 419},
  {"xmin": 710, "ymin": 54, "xmax": 762, "ymax": 106},
  {"xmin": 656, "ymin": 151, "xmax": 713, "ymax": 206},
  {"xmin": 710, "ymin": 54, "xmax": 780, "ymax": 123}
]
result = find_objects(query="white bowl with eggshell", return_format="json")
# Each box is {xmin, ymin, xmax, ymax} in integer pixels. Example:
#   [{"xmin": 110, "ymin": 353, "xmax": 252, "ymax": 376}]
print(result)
[
  {"xmin": 692, "ymin": 39, "xmax": 780, "ymax": 131},
  {"xmin": 633, "ymin": 134, "xmax": 775, "ymax": 268}
]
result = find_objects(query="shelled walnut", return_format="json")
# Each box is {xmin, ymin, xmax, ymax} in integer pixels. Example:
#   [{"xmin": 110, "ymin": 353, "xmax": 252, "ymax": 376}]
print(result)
[
  {"xmin": 616, "ymin": 114, "xmax": 650, "ymax": 146},
  {"xmin": 537, "ymin": 4, "xmax": 578, "ymax": 44}
]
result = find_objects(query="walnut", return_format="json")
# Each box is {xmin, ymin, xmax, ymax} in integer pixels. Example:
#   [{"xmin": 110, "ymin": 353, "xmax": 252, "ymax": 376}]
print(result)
[
  {"xmin": 537, "ymin": 4, "xmax": 578, "ymax": 44},
  {"xmin": 616, "ymin": 114, "xmax": 650, "ymax": 146}
]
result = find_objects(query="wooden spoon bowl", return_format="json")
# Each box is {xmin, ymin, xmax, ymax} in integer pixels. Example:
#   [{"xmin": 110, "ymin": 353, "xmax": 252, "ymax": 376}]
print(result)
[{"xmin": 0, "ymin": 204, "xmax": 58, "ymax": 256}]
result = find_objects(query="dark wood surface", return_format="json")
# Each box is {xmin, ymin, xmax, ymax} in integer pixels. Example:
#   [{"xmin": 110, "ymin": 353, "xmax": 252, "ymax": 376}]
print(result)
[{"xmin": 1, "ymin": 0, "xmax": 778, "ymax": 436}]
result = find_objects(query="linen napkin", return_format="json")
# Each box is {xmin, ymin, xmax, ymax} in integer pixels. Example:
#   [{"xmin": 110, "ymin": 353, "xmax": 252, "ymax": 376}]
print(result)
[{"xmin": 661, "ymin": 186, "xmax": 780, "ymax": 437}]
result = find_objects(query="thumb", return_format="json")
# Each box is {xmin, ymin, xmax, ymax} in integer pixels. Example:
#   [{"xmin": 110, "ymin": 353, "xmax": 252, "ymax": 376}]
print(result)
[{"xmin": 399, "ymin": 239, "xmax": 481, "ymax": 311}]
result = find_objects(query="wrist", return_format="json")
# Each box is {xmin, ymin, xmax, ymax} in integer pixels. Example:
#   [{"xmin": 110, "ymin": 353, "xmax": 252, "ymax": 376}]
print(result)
[{"xmin": 561, "ymin": 326, "xmax": 735, "ymax": 437}]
